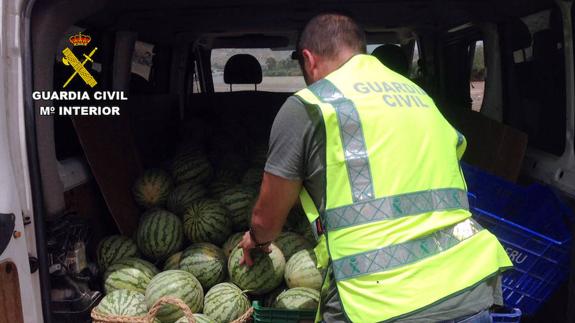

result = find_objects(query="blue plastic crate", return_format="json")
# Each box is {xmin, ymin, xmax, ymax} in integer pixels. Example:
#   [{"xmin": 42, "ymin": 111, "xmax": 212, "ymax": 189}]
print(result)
[
  {"xmin": 462, "ymin": 163, "xmax": 573, "ymax": 315},
  {"xmin": 491, "ymin": 307, "xmax": 522, "ymax": 323}
]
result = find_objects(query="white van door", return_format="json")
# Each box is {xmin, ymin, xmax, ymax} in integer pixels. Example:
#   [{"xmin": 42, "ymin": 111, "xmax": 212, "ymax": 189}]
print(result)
[{"xmin": 0, "ymin": 0, "xmax": 44, "ymax": 322}]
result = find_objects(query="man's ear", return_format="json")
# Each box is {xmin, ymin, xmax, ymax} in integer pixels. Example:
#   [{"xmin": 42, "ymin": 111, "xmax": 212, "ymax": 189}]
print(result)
[{"xmin": 301, "ymin": 49, "xmax": 316, "ymax": 76}]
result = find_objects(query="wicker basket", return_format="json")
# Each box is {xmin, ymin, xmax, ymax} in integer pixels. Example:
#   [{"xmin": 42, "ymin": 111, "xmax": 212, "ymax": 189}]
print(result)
[
  {"xmin": 91, "ymin": 295, "xmax": 254, "ymax": 323},
  {"xmin": 92, "ymin": 296, "xmax": 194, "ymax": 323}
]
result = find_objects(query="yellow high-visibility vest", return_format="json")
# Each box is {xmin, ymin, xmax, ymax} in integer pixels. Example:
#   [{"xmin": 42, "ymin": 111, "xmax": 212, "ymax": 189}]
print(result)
[{"xmin": 294, "ymin": 54, "xmax": 512, "ymax": 322}]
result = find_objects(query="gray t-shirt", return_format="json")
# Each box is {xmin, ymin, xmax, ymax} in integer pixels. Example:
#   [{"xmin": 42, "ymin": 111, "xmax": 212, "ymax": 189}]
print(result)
[{"xmin": 264, "ymin": 96, "xmax": 502, "ymax": 322}]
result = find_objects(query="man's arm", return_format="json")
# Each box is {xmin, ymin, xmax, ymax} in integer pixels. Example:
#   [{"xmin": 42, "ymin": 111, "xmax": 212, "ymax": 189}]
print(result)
[{"xmin": 238, "ymin": 172, "xmax": 302, "ymax": 266}]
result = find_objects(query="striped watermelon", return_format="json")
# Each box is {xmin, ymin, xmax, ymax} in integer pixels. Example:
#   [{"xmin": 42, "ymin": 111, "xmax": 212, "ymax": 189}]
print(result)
[
  {"xmin": 290, "ymin": 219, "xmax": 316, "ymax": 243},
  {"xmin": 274, "ymin": 287, "xmax": 320, "ymax": 310},
  {"xmin": 222, "ymin": 232, "xmax": 244, "ymax": 258},
  {"xmin": 136, "ymin": 209, "xmax": 183, "ymax": 261},
  {"xmin": 183, "ymin": 199, "xmax": 232, "ymax": 246},
  {"xmin": 218, "ymin": 186, "xmax": 256, "ymax": 231},
  {"xmin": 214, "ymin": 168, "xmax": 241, "ymax": 182},
  {"xmin": 264, "ymin": 284, "xmax": 288, "ymax": 307},
  {"xmin": 97, "ymin": 235, "xmax": 139, "ymax": 270},
  {"xmin": 285, "ymin": 249, "xmax": 322, "ymax": 291},
  {"xmin": 274, "ymin": 232, "xmax": 313, "ymax": 261},
  {"xmin": 203, "ymin": 283, "xmax": 250, "ymax": 323},
  {"xmin": 145, "ymin": 270, "xmax": 204, "ymax": 323},
  {"xmin": 171, "ymin": 152, "xmax": 213, "ymax": 185},
  {"xmin": 207, "ymin": 180, "xmax": 236, "ymax": 199},
  {"xmin": 104, "ymin": 258, "xmax": 159, "ymax": 294},
  {"xmin": 175, "ymin": 314, "xmax": 216, "ymax": 323},
  {"xmin": 228, "ymin": 243, "xmax": 285, "ymax": 295},
  {"xmin": 212, "ymin": 154, "xmax": 248, "ymax": 177},
  {"xmin": 241, "ymin": 168, "xmax": 263, "ymax": 188},
  {"xmin": 180, "ymin": 243, "xmax": 227, "ymax": 290},
  {"xmin": 166, "ymin": 183, "xmax": 206, "ymax": 216},
  {"xmin": 163, "ymin": 251, "xmax": 183, "ymax": 271},
  {"xmin": 95, "ymin": 289, "xmax": 147, "ymax": 317},
  {"xmin": 133, "ymin": 169, "xmax": 174, "ymax": 209}
]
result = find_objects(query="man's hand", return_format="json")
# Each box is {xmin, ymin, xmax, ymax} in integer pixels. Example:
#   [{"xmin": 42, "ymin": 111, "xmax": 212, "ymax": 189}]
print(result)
[
  {"xmin": 238, "ymin": 172, "xmax": 302, "ymax": 267},
  {"xmin": 238, "ymin": 231, "xmax": 271, "ymax": 267}
]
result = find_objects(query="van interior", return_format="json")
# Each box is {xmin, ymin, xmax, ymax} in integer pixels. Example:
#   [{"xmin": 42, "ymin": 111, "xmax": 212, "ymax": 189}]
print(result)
[{"xmin": 17, "ymin": 0, "xmax": 575, "ymax": 322}]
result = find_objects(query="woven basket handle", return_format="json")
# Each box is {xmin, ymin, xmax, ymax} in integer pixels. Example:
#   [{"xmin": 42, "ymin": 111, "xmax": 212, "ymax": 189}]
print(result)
[
  {"xmin": 147, "ymin": 296, "xmax": 195, "ymax": 323},
  {"xmin": 230, "ymin": 307, "xmax": 254, "ymax": 323}
]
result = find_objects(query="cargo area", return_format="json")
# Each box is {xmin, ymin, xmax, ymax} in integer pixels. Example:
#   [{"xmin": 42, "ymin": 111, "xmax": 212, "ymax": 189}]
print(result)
[{"xmin": 21, "ymin": 0, "xmax": 575, "ymax": 322}]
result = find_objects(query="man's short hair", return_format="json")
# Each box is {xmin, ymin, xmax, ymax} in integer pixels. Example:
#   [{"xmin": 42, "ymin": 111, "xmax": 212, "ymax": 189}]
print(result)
[{"xmin": 298, "ymin": 13, "xmax": 366, "ymax": 59}]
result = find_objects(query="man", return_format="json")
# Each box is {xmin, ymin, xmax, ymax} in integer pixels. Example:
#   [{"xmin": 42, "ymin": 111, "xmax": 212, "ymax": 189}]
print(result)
[{"xmin": 238, "ymin": 13, "xmax": 512, "ymax": 322}]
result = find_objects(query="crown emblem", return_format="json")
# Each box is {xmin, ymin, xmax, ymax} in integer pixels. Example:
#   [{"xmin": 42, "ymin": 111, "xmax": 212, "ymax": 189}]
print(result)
[{"xmin": 69, "ymin": 32, "xmax": 91, "ymax": 46}]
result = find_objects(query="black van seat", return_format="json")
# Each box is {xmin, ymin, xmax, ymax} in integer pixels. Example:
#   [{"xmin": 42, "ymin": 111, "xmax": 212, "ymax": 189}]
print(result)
[
  {"xmin": 371, "ymin": 44, "xmax": 409, "ymax": 76},
  {"xmin": 187, "ymin": 54, "xmax": 293, "ymax": 146}
]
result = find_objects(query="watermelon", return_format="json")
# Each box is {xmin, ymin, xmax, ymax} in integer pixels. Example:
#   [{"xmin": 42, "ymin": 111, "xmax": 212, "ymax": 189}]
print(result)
[
  {"xmin": 285, "ymin": 249, "xmax": 322, "ymax": 291},
  {"xmin": 180, "ymin": 243, "xmax": 227, "ymax": 290},
  {"xmin": 145, "ymin": 270, "xmax": 204, "ymax": 323},
  {"xmin": 222, "ymin": 232, "xmax": 244, "ymax": 258},
  {"xmin": 183, "ymin": 199, "xmax": 232, "ymax": 246},
  {"xmin": 166, "ymin": 183, "xmax": 206, "ymax": 216},
  {"xmin": 207, "ymin": 180, "xmax": 235, "ymax": 199},
  {"xmin": 175, "ymin": 314, "xmax": 216, "ymax": 323},
  {"xmin": 133, "ymin": 169, "xmax": 173, "ymax": 209},
  {"xmin": 274, "ymin": 287, "xmax": 320, "ymax": 310},
  {"xmin": 218, "ymin": 186, "xmax": 256, "ymax": 231},
  {"xmin": 274, "ymin": 232, "xmax": 313, "ymax": 261},
  {"xmin": 212, "ymin": 154, "xmax": 249, "ymax": 177},
  {"xmin": 203, "ymin": 283, "xmax": 250, "ymax": 323},
  {"xmin": 290, "ymin": 219, "xmax": 316, "ymax": 243},
  {"xmin": 242, "ymin": 168, "xmax": 263, "ymax": 187},
  {"xmin": 228, "ymin": 243, "xmax": 285, "ymax": 295},
  {"xmin": 264, "ymin": 284, "xmax": 288, "ymax": 307},
  {"xmin": 97, "ymin": 235, "xmax": 139, "ymax": 270},
  {"xmin": 171, "ymin": 152, "xmax": 213, "ymax": 185},
  {"xmin": 213, "ymin": 168, "xmax": 242, "ymax": 183},
  {"xmin": 163, "ymin": 251, "xmax": 183, "ymax": 271},
  {"xmin": 104, "ymin": 258, "xmax": 159, "ymax": 294},
  {"xmin": 95, "ymin": 289, "xmax": 147, "ymax": 317},
  {"xmin": 136, "ymin": 209, "xmax": 183, "ymax": 261}
]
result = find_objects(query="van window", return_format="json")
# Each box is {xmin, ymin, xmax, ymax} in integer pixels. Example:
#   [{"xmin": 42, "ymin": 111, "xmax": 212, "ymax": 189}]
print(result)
[
  {"xmin": 131, "ymin": 41, "xmax": 154, "ymax": 81},
  {"xmin": 470, "ymin": 41, "xmax": 485, "ymax": 111},
  {"xmin": 410, "ymin": 41, "xmax": 421, "ymax": 79},
  {"xmin": 211, "ymin": 48, "xmax": 305, "ymax": 92},
  {"xmin": 191, "ymin": 60, "xmax": 202, "ymax": 94}
]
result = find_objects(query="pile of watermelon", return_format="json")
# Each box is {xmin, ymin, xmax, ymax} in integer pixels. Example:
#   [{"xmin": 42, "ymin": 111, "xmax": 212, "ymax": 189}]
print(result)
[{"xmin": 94, "ymin": 142, "xmax": 323, "ymax": 323}]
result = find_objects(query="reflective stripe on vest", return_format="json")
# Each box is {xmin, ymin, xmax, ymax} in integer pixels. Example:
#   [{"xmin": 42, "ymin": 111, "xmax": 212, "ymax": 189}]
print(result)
[
  {"xmin": 308, "ymin": 78, "xmax": 375, "ymax": 202},
  {"xmin": 324, "ymin": 188, "xmax": 468, "ymax": 231},
  {"xmin": 295, "ymin": 54, "xmax": 512, "ymax": 323},
  {"xmin": 332, "ymin": 218, "xmax": 482, "ymax": 281}
]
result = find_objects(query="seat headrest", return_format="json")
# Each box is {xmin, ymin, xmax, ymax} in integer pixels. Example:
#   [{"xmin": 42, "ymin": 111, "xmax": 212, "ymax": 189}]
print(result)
[
  {"xmin": 224, "ymin": 54, "xmax": 262, "ymax": 85},
  {"xmin": 371, "ymin": 44, "xmax": 409, "ymax": 76}
]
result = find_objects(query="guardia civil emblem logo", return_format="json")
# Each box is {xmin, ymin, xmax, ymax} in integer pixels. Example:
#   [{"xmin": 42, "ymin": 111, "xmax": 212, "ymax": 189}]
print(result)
[{"xmin": 61, "ymin": 32, "xmax": 98, "ymax": 88}]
